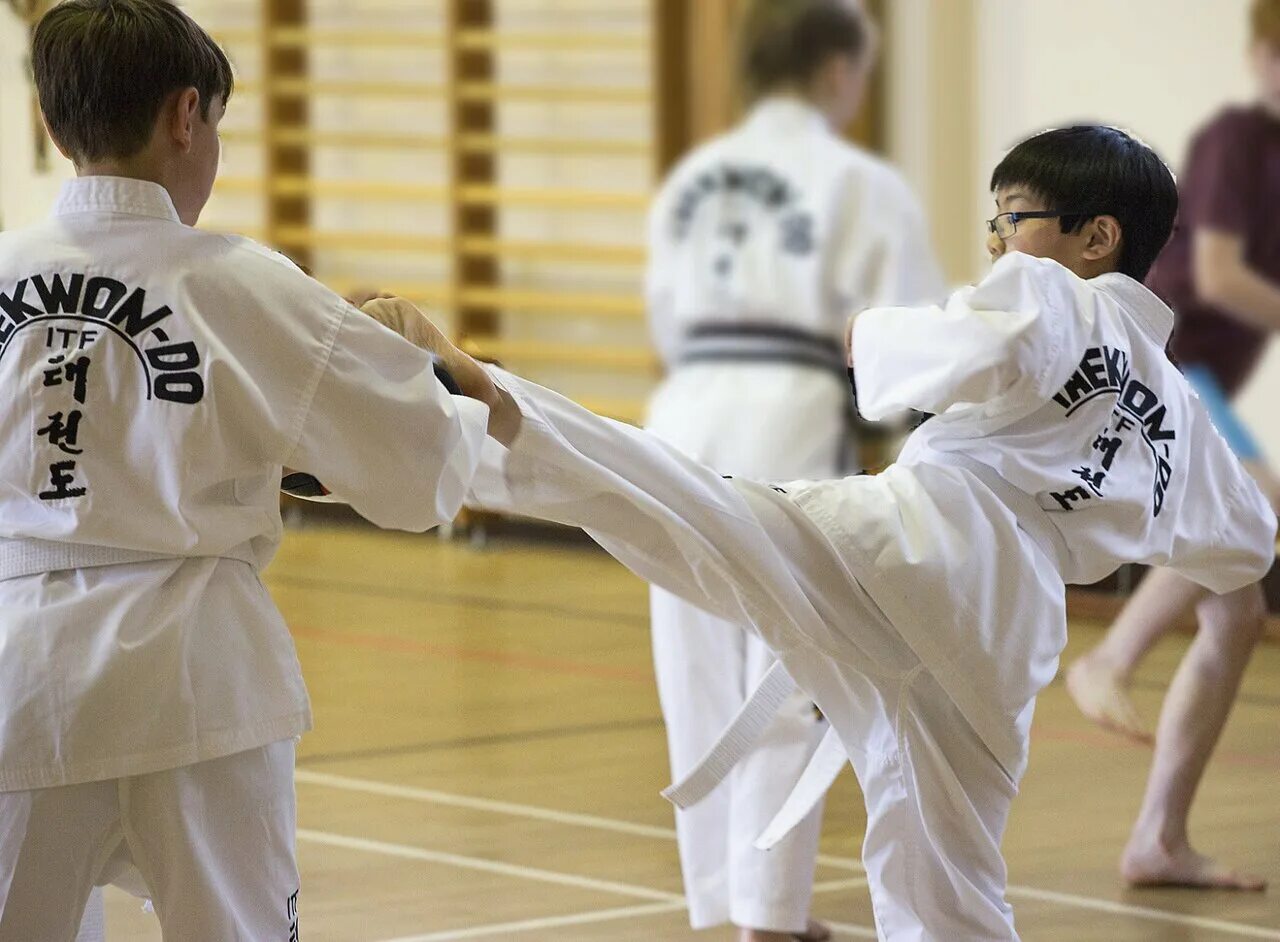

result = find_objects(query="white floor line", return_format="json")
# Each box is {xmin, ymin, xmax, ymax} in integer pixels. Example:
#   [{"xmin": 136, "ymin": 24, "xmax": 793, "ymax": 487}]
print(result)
[
  {"xmin": 374, "ymin": 900, "xmax": 689, "ymax": 942},
  {"xmin": 1007, "ymin": 885, "xmax": 1280, "ymax": 940},
  {"xmin": 295, "ymin": 768, "xmax": 861, "ymax": 871},
  {"xmin": 295, "ymin": 769, "xmax": 678, "ymax": 840},
  {"xmin": 373, "ymin": 877, "xmax": 874, "ymax": 942},
  {"xmin": 812, "ymin": 876, "xmax": 869, "ymax": 894},
  {"xmin": 298, "ymin": 770, "xmax": 1280, "ymax": 939},
  {"xmin": 296, "ymin": 829, "xmax": 679, "ymax": 903}
]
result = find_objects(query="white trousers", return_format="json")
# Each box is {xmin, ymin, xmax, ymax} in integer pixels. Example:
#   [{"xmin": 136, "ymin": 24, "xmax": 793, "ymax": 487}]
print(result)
[
  {"xmin": 652, "ymin": 587, "xmax": 825, "ymax": 932},
  {"xmin": 73, "ymin": 890, "xmax": 104, "ymax": 942},
  {"xmin": 0, "ymin": 740, "xmax": 299, "ymax": 942},
  {"xmin": 777, "ymin": 647, "xmax": 1019, "ymax": 941}
]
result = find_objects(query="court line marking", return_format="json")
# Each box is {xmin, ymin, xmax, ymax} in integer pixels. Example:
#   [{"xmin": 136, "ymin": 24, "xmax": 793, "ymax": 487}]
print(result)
[
  {"xmin": 297, "ymin": 770, "xmax": 1280, "ymax": 940},
  {"xmin": 297, "ymin": 829, "xmax": 679, "ymax": 903},
  {"xmin": 289, "ymin": 622, "xmax": 652, "ymax": 685},
  {"xmin": 271, "ymin": 572, "xmax": 650, "ymax": 629},
  {"xmin": 376, "ymin": 901, "xmax": 688, "ymax": 942},
  {"xmin": 297, "ymin": 715, "xmax": 665, "ymax": 767},
  {"xmin": 297, "ymin": 769, "xmax": 858, "ymax": 871},
  {"xmin": 372, "ymin": 875, "xmax": 873, "ymax": 942},
  {"xmin": 1006, "ymin": 886, "xmax": 1280, "ymax": 940}
]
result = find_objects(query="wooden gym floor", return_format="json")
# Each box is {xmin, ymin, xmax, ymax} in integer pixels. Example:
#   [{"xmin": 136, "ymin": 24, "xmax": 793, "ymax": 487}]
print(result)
[{"xmin": 103, "ymin": 525, "xmax": 1280, "ymax": 940}]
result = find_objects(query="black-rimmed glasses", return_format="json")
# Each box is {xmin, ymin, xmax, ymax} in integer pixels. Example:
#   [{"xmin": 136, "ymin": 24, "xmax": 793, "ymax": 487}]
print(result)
[{"xmin": 986, "ymin": 210, "xmax": 1100, "ymax": 240}]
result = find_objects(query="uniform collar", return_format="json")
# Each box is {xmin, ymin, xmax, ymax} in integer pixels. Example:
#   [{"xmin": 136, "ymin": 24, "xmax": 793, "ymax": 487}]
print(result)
[
  {"xmin": 52, "ymin": 176, "xmax": 182, "ymax": 224},
  {"xmin": 743, "ymin": 96, "xmax": 830, "ymax": 136},
  {"xmin": 1092, "ymin": 272, "xmax": 1175, "ymax": 345}
]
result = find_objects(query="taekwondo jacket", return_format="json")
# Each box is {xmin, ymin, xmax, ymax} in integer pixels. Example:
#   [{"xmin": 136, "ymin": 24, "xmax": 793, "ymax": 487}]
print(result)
[
  {"xmin": 0, "ymin": 177, "xmax": 489, "ymax": 790},
  {"xmin": 469, "ymin": 252, "xmax": 1276, "ymax": 779}
]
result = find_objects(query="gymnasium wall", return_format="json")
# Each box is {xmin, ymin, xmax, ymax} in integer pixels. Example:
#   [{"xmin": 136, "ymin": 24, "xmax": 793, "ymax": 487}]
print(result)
[
  {"xmin": 997, "ymin": 0, "xmax": 1280, "ymax": 463},
  {"xmin": 897, "ymin": 0, "xmax": 1278, "ymax": 460},
  {"xmin": 3, "ymin": 1, "xmax": 1277, "ymax": 459},
  {"xmin": 0, "ymin": 8, "xmax": 74, "ymax": 229}
]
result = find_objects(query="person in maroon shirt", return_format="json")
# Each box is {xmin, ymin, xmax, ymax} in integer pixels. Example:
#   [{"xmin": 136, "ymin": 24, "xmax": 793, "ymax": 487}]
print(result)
[{"xmin": 1067, "ymin": 0, "xmax": 1280, "ymax": 891}]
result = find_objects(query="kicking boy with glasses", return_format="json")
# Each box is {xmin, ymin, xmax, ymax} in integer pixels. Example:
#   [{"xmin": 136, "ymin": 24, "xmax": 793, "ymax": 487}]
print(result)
[{"xmin": 369, "ymin": 125, "xmax": 1275, "ymax": 940}]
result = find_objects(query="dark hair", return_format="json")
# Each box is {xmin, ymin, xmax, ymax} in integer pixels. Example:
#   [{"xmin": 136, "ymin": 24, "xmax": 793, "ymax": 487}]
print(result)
[
  {"xmin": 989, "ymin": 125, "xmax": 1178, "ymax": 281},
  {"xmin": 32, "ymin": 0, "xmax": 233, "ymax": 164},
  {"xmin": 737, "ymin": 0, "xmax": 869, "ymax": 103}
]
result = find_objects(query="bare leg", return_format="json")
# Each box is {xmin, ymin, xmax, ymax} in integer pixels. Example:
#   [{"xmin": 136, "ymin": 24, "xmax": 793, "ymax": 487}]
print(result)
[
  {"xmin": 1120, "ymin": 583, "xmax": 1267, "ymax": 890},
  {"xmin": 1066, "ymin": 567, "xmax": 1207, "ymax": 741}
]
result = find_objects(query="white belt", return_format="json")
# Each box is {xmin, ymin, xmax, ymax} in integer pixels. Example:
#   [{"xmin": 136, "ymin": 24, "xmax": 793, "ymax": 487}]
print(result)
[
  {"xmin": 662, "ymin": 661, "xmax": 801, "ymax": 808},
  {"xmin": 754, "ymin": 725, "xmax": 847, "ymax": 850},
  {"xmin": 661, "ymin": 455, "xmax": 1064, "ymax": 847},
  {"xmin": 661, "ymin": 661, "xmax": 850, "ymax": 848},
  {"xmin": 0, "ymin": 536, "xmax": 259, "ymax": 582}
]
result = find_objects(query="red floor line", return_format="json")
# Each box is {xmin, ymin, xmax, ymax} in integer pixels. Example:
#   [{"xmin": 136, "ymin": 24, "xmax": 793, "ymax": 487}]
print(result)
[
  {"xmin": 1032, "ymin": 723, "xmax": 1280, "ymax": 771},
  {"xmin": 289, "ymin": 622, "xmax": 653, "ymax": 685}
]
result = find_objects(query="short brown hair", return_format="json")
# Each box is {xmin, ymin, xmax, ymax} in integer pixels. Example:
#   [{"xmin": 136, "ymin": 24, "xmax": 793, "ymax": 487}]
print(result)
[
  {"xmin": 33, "ymin": 0, "xmax": 233, "ymax": 164},
  {"xmin": 737, "ymin": 0, "xmax": 870, "ymax": 103},
  {"xmin": 1253, "ymin": 0, "xmax": 1280, "ymax": 44}
]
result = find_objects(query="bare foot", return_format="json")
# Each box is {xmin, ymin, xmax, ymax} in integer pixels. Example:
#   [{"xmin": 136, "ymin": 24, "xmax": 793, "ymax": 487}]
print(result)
[
  {"xmin": 1065, "ymin": 655, "xmax": 1151, "ymax": 742},
  {"xmin": 795, "ymin": 919, "xmax": 832, "ymax": 942},
  {"xmin": 737, "ymin": 922, "xmax": 830, "ymax": 942},
  {"xmin": 1121, "ymin": 836, "xmax": 1267, "ymax": 891}
]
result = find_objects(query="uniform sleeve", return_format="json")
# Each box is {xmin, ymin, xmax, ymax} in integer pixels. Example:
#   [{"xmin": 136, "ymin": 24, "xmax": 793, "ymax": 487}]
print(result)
[
  {"xmin": 1162, "ymin": 416, "xmax": 1276, "ymax": 593},
  {"xmin": 1182, "ymin": 115, "xmax": 1252, "ymax": 237},
  {"xmin": 286, "ymin": 305, "xmax": 490, "ymax": 532},
  {"xmin": 469, "ymin": 368, "xmax": 862, "ymax": 662},
  {"xmin": 851, "ymin": 253, "xmax": 1083, "ymax": 420}
]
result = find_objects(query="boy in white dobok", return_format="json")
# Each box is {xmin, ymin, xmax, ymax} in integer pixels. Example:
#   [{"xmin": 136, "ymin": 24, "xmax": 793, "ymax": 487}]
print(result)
[
  {"xmin": 0, "ymin": 2, "xmax": 499, "ymax": 938},
  {"xmin": 372, "ymin": 126, "xmax": 1277, "ymax": 940},
  {"xmin": 643, "ymin": 1, "xmax": 941, "ymax": 938}
]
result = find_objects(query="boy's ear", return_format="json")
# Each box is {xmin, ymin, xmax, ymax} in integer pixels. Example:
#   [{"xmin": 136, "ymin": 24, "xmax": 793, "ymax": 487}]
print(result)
[
  {"xmin": 167, "ymin": 87, "xmax": 202, "ymax": 153},
  {"xmin": 1082, "ymin": 214, "xmax": 1123, "ymax": 264}
]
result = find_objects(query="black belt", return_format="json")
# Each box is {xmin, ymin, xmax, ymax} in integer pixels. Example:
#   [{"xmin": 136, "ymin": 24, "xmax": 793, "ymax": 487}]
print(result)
[{"xmin": 676, "ymin": 322, "xmax": 846, "ymax": 381}]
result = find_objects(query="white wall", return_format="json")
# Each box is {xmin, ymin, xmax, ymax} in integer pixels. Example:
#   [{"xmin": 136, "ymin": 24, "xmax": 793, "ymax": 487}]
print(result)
[
  {"xmin": 965, "ymin": 0, "xmax": 1280, "ymax": 457},
  {"xmin": 931, "ymin": 0, "xmax": 1280, "ymax": 460},
  {"xmin": 7, "ymin": 1, "xmax": 1276, "ymax": 448},
  {"xmin": 0, "ymin": 9, "xmax": 73, "ymax": 230}
]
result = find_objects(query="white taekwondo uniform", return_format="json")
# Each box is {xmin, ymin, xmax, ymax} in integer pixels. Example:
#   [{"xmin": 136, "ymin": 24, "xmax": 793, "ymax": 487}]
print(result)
[
  {"xmin": 0, "ymin": 177, "xmax": 490, "ymax": 941},
  {"xmin": 643, "ymin": 96, "xmax": 942, "ymax": 933},
  {"xmin": 469, "ymin": 252, "xmax": 1276, "ymax": 941}
]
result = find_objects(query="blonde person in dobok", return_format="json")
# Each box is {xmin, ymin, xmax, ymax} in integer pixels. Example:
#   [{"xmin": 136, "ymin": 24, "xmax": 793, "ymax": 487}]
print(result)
[
  {"xmin": 0, "ymin": 3, "xmax": 496, "ymax": 938},
  {"xmin": 368, "ymin": 126, "xmax": 1276, "ymax": 940},
  {"xmin": 642, "ymin": 1, "xmax": 942, "ymax": 939}
]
